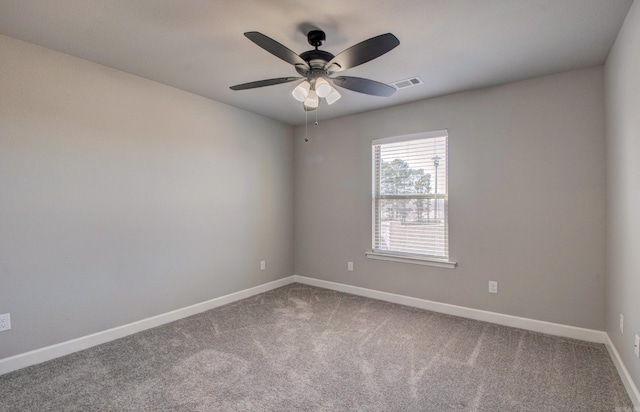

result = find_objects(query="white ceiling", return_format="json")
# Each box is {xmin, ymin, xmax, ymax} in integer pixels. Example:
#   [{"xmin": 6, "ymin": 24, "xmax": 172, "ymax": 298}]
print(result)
[{"xmin": 0, "ymin": 0, "xmax": 633, "ymax": 126}]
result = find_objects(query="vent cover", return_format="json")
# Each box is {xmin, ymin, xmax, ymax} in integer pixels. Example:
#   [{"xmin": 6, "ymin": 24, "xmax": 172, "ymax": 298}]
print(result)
[{"xmin": 390, "ymin": 77, "xmax": 423, "ymax": 90}]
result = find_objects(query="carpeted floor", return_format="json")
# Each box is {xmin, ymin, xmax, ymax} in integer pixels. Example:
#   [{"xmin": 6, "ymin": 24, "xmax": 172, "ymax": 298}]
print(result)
[{"xmin": 0, "ymin": 283, "xmax": 633, "ymax": 411}]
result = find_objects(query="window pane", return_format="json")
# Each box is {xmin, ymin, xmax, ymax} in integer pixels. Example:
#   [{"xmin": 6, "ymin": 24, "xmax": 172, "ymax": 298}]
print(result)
[
  {"xmin": 374, "ymin": 198, "xmax": 448, "ymax": 257},
  {"xmin": 373, "ymin": 132, "xmax": 448, "ymax": 259}
]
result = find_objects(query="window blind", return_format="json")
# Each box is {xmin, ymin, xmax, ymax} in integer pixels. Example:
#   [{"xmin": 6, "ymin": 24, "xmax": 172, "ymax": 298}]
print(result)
[{"xmin": 372, "ymin": 131, "xmax": 449, "ymax": 259}]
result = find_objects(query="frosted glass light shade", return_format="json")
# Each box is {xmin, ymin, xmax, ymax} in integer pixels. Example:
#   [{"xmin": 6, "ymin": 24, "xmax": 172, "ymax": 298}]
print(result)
[
  {"xmin": 315, "ymin": 77, "xmax": 332, "ymax": 98},
  {"xmin": 304, "ymin": 89, "xmax": 319, "ymax": 108},
  {"xmin": 326, "ymin": 88, "xmax": 341, "ymax": 105},
  {"xmin": 292, "ymin": 80, "xmax": 311, "ymax": 102}
]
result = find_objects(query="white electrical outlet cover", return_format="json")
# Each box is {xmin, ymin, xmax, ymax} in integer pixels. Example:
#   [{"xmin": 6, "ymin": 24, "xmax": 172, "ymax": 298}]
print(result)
[
  {"xmin": 635, "ymin": 334, "xmax": 639, "ymax": 358},
  {"xmin": 0, "ymin": 313, "xmax": 11, "ymax": 332}
]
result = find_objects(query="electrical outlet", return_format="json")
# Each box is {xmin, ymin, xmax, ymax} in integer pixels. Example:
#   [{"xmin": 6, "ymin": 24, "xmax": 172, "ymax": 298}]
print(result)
[
  {"xmin": 635, "ymin": 334, "xmax": 639, "ymax": 358},
  {"xmin": 620, "ymin": 313, "xmax": 624, "ymax": 334},
  {"xmin": 260, "ymin": 260, "xmax": 266, "ymax": 271},
  {"xmin": 0, "ymin": 313, "xmax": 11, "ymax": 332},
  {"xmin": 488, "ymin": 281, "xmax": 498, "ymax": 294},
  {"xmin": 347, "ymin": 261, "xmax": 354, "ymax": 271}
]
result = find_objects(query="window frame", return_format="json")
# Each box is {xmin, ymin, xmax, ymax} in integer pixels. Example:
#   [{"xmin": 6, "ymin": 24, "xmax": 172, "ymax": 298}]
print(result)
[{"xmin": 367, "ymin": 130, "xmax": 456, "ymax": 269}]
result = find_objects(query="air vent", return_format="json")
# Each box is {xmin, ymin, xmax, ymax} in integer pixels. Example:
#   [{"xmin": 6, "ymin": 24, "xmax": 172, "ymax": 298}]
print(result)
[{"xmin": 390, "ymin": 77, "xmax": 423, "ymax": 90}]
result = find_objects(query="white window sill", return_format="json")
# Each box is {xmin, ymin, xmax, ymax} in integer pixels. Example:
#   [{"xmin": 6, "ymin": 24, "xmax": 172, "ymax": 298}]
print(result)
[{"xmin": 365, "ymin": 251, "xmax": 457, "ymax": 269}]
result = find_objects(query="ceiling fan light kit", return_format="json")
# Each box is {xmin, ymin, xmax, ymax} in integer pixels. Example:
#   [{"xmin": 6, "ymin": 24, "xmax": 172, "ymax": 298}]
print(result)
[
  {"xmin": 230, "ymin": 29, "xmax": 400, "ymax": 113},
  {"xmin": 292, "ymin": 76, "xmax": 341, "ymax": 110}
]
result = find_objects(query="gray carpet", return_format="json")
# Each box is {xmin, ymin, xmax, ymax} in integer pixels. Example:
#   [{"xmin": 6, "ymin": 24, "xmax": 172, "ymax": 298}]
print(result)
[{"xmin": 0, "ymin": 283, "xmax": 633, "ymax": 411}]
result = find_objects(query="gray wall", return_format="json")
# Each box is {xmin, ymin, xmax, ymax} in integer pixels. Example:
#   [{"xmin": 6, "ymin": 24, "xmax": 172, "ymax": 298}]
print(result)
[
  {"xmin": 605, "ymin": 0, "xmax": 640, "ymax": 390},
  {"xmin": 294, "ymin": 67, "xmax": 606, "ymax": 330},
  {"xmin": 0, "ymin": 35, "xmax": 294, "ymax": 359}
]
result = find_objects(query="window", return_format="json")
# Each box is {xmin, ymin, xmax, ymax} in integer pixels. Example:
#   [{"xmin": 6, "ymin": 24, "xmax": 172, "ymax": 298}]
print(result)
[{"xmin": 369, "ymin": 130, "xmax": 454, "ymax": 267}]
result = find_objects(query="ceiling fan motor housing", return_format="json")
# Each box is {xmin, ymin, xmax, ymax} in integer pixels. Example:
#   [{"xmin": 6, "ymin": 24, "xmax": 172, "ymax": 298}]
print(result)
[{"xmin": 297, "ymin": 49, "xmax": 335, "ymax": 75}]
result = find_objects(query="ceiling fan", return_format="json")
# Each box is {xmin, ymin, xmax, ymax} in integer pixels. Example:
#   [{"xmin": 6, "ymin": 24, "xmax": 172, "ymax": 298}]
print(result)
[{"xmin": 230, "ymin": 30, "xmax": 400, "ymax": 111}]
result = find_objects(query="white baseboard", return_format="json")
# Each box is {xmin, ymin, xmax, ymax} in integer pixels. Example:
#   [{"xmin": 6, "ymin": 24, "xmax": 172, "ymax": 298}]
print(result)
[
  {"xmin": 605, "ymin": 335, "xmax": 640, "ymax": 407},
  {"xmin": 293, "ymin": 275, "xmax": 607, "ymax": 343},
  {"xmin": 0, "ymin": 276, "xmax": 296, "ymax": 376}
]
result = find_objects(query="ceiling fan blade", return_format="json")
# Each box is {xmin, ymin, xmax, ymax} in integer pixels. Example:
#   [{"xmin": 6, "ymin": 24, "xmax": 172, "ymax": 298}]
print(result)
[
  {"xmin": 332, "ymin": 76, "xmax": 396, "ymax": 97},
  {"xmin": 324, "ymin": 33, "xmax": 399, "ymax": 72},
  {"xmin": 244, "ymin": 32, "xmax": 309, "ymax": 68},
  {"xmin": 230, "ymin": 77, "xmax": 302, "ymax": 91}
]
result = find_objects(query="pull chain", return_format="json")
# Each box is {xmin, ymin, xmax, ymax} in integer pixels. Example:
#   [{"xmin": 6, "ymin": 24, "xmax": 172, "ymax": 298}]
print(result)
[
  {"xmin": 305, "ymin": 108, "xmax": 309, "ymax": 142},
  {"xmin": 304, "ymin": 103, "xmax": 320, "ymax": 143}
]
